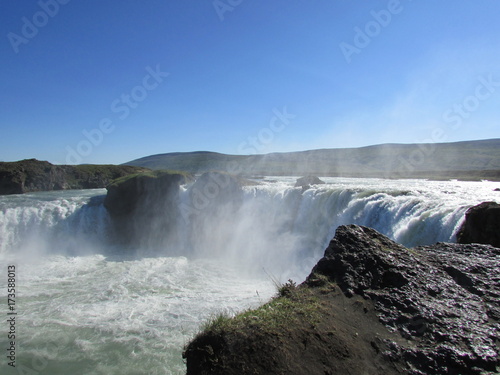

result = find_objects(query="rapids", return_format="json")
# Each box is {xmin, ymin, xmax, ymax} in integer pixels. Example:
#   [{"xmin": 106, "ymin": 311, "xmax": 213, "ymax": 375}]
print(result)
[{"xmin": 1, "ymin": 177, "xmax": 498, "ymax": 374}]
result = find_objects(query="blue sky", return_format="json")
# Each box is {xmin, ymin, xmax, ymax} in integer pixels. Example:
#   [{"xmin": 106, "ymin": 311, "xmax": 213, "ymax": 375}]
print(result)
[{"xmin": 1, "ymin": 0, "xmax": 499, "ymax": 164}]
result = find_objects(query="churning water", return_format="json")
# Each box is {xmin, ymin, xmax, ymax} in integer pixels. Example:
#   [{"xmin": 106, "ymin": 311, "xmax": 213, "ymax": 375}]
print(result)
[{"xmin": 1, "ymin": 177, "xmax": 498, "ymax": 374}]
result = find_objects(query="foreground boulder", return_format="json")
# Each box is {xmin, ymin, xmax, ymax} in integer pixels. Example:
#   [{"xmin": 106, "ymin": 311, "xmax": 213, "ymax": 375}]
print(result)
[
  {"xmin": 311, "ymin": 225, "xmax": 499, "ymax": 374},
  {"xmin": 0, "ymin": 159, "xmax": 148, "ymax": 195},
  {"xmin": 457, "ymin": 201, "xmax": 500, "ymax": 248},
  {"xmin": 185, "ymin": 225, "xmax": 500, "ymax": 374}
]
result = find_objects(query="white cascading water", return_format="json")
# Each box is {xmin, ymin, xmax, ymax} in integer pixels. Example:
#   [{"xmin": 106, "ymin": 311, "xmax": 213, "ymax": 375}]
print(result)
[{"xmin": 0, "ymin": 177, "xmax": 498, "ymax": 374}]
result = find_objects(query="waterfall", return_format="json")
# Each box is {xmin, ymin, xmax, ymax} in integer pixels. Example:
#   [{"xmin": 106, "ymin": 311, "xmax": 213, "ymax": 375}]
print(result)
[
  {"xmin": 0, "ymin": 190, "xmax": 110, "ymax": 257},
  {"xmin": 1, "ymin": 178, "xmax": 496, "ymax": 264},
  {"xmin": 1, "ymin": 178, "xmax": 497, "ymax": 375}
]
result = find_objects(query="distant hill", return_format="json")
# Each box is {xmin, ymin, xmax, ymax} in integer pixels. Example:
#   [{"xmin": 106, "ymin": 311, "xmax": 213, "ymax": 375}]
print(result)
[{"xmin": 124, "ymin": 139, "xmax": 500, "ymax": 180}]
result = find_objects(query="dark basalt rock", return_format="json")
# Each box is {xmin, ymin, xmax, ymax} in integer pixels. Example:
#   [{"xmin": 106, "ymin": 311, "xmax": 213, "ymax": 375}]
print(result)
[
  {"xmin": 0, "ymin": 159, "xmax": 148, "ymax": 195},
  {"xmin": 185, "ymin": 225, "xmax": 500, "ymax": 374},
  {"xmin": 294, "ymin": 175, "xmax": 325, "ymax": 188},
  {"xmin": 456, "ymin": 201, "xmax": 500, "ymax": 248},
  {"xmin": 0, "ymin": 159, "xmax": 68, "ymax": 194},
  {"xmin": 103, "ymin": 171, "xmax": 193, "ymax": 249},
  {"xmin": 103, "ymin": 170, "xmax": 249, "ymax": 251},
  {"xmin": 188, "ymin": 171, "xmax": 247, "ymax": 212},
  {"xmin": 309, "ymin": 225, "xmax": 500, "ymax": 374},
  {"xmin": 104, "ymin": 171, "xmax": 192, "ymax": 216}
]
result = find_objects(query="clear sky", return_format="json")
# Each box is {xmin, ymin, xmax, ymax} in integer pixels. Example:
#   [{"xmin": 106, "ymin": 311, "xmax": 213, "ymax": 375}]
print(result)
[{"xmin": 1, "ymin": 0, "xmax": 499, "ymax": 165}]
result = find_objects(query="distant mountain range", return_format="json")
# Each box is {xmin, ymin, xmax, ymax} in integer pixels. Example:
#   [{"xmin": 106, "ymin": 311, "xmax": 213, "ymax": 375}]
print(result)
[{"xmin": 124, "ymin": 139, "xmax": 500, "ymax": 180}]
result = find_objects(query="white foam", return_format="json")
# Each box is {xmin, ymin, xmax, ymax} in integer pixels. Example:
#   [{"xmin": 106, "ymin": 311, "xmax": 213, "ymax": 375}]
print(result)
[
  {"xmin": 2, "ymin": 255, "xmax": 274, "ymax": 374},
  {"xmin": 1, "ymin": 179, "xmax": 498, "ymax": 373}
]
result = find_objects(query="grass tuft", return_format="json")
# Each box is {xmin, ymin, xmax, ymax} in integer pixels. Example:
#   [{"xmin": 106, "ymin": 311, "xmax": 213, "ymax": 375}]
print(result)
[
  {"xmin": 106, "ymin": 169, "xmax": 191, "ymax": 188},
  {"xmin": 198, "ymin": 283, "xmax": 325, "ymax": 339},
  {"xmin": 201, "ymin": 311, "xmax": 233, "ymax": 332}
]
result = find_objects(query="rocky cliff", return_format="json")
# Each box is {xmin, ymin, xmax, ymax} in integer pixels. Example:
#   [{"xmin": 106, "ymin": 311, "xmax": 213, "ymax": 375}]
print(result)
[
  {"xmin": 457, "ymin": 201, "xmax": 500, "ymax": 248},
  {"xmin": 102, "ymin": 170, "xmax": 254, "ymax": 251},
  {"xmin": 0, "ymin": 159, "xmax": 148, "ymax": 195},
  {"xmin": 184, "ymin": 225, "xmax": 500, "ymax": 374},
  {"xmin": 103, "ymin": 170, "xmax": 193, "ymax": 249}
]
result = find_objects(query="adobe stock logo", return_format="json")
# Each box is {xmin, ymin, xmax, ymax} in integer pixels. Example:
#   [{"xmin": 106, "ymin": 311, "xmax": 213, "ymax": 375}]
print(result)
[
  {"xmin": 213, "ymin": 0, "xmax": 243, "ymax": 21},
  {"xmin": 237, "ymin": 107, "xmax": 296, "ymax": 154},
  {"xmin": 396, "ymin": 73, "xmax": 499, "ymax": 177},
  {"xmin": 442, "ymin": 74, "xmax": 500, "ymax": 130},
  {"xmin": 65, "ymin": 65, "xmax": 169, "ymax": 164},
  {"xmin": 7, "ymin": 0, "xmax": 71, "ymax": 54}
]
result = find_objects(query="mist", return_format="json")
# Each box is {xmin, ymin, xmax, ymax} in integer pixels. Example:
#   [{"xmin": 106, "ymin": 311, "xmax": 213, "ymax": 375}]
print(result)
[{"xmin": 4, "ymin": 175, "xmax": 496, "ymax": 284}]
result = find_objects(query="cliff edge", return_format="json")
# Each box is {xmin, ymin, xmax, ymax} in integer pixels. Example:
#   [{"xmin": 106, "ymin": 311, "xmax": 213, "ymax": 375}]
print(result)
[
  {"xmin": 0, "ymin": 159, "xmax": 149, "ymax": 195},
  {"xmin": 457, "ymin": 201, "xmax": 500, "ymax": 248},
  {"xmin": 184, "ymin": 225, "xmax": 500, "ymax": 374}
]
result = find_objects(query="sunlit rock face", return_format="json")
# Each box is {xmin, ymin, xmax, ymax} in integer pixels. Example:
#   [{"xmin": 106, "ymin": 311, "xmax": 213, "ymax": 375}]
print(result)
[
  {"xmin": 185, "ymin": 225, "xmax": 500, "ymax": 375},
  {"xmin": 310, "ymin": 225, "xmax": 500, "ymax": 374}
]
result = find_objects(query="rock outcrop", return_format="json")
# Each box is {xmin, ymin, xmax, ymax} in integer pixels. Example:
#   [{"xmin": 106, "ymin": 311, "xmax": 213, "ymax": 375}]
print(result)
[
  {"xmin": 185, "ymin": 225, "xmax": 500, "ymax": 374},
  {"xmin": 102, "ymin": 170, "xmax": 254, "ymax": 251},
  {"xmin": 187, "ymin": 171, "xmax": 250, "ymax": 215},
  {"xmin": 104, "ymin": 170, "xmax": 191, "ymax": 216},
  {"xmin": 311, "ymin": 225, "xmax": 499, "ymax": 374},
  {"xmin": 294, "ymin": 175, "xmax": 325, "ymax": 188},
  {"xmin": 0, "ymin": 159, "xmax": 148, "ymax": 195},
  {"xmin": 103, "ymin": 170, "xmax": 193, "ymax": 249},
  {"xmin": 457, "ymin": 201, "xmax": 500, "ymax": 248}
]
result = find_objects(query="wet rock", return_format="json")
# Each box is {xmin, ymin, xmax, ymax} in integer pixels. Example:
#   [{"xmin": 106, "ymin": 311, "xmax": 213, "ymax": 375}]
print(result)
[
  {"xmin": 456, "ymin": 201, "xmax": 500, "ymax": 248},
  {"xmin": 103, "ymin": 170, "xmax": 193, "ymax": 249},
  {"xmin": 104, "ymin": 170, "xmax": 192, "ymax": 216},
  {"xmin": 188, "ymin": 171, "xmax": 248, "ymax": 213},
  {"xmin": 309, "ymin": 225, "xmax": 500, "ymax": 374},
  {"xmin": 295, "ymin": 176, "xmax": 325, "ymax": 189},
  {"xmin": 185, "ymin": 225, "xmax": 500, "ymax": 374}
]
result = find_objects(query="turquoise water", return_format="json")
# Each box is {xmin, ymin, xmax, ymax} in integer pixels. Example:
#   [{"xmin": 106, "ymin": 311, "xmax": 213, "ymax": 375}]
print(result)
[{"xmin": 1, "ymin": 178, "xmax": 498, "ymax": 374}]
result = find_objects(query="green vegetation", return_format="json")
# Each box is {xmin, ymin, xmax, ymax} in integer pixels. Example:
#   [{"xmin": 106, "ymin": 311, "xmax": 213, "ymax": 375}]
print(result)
[
  {"xmin": 67, "ymin": 164, "xmax": 150, "ymax": 187},
  {"xmin": 277, "ymin": 279, "xmax": 297, "ymax": 297},
  {"xmin": 198, "ymin": 280, "xmax": 327, "ymax": 338},
  {"xmin": 0, "ymin": 159, "xmax": 150, "ymax": 195},
  {"xmin": 106, "ymin": 169, "xmax": 192, "ymax": 188}
]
